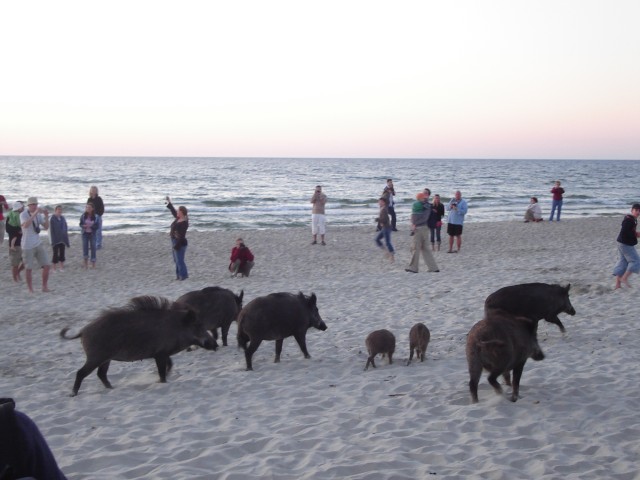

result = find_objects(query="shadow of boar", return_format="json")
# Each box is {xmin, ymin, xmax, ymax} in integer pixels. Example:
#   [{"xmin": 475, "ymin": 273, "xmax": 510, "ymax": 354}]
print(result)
[
  {"xmin": 466, "ymin": 310, "xmax": 545, "ymax": 403},
  {"xmin": 236, "ymin": 292, "xmax": 327, "ymax": 371},
  {"xmin": 60, "ymin": 295, "xmax": 218, "ymax": 396},
  {"xmin": 484, "ymin": 283, "xmax": 576, "ymax": 334},
  {"xmin": 176, "ymin": 287, "xmax": 244, "ymax": 346},
  {"xmin": 365, "ymin": 329, "xmax": 395, "ymax": 370},
  {"xmin": 407, "ymin": 323, "xmax": 430, "ymax": 365}
]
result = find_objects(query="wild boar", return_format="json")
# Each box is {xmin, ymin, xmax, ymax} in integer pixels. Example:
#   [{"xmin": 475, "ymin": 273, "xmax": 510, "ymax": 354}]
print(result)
[
  {"xmin": 365, "ymin": 329, "xmax": 396, "ymax": 371},
  {"xmin": 176, "ymin": 287, "xmax": 244, "ymax": 346},
  {"xmin": 60, "ymin": 295, "xmax": 218, "ymax": 396},
  {"xmin": 466, "ymin": 310, "xmax": 545, "ymax": 403},
  {"xmin": 407, "ymin": 323, "xmax": 430, "ymax": 365},
  {"xmin": 484, "ymin": 282, "xmax": 576, "ymax": 333},
  {"xmin": 236, "ymin": 292, "xmax": 327, "ymax": 371}
]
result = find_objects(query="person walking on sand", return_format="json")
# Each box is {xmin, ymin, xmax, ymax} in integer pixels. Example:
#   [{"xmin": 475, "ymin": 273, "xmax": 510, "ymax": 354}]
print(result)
[
  {"xmin": 6, "ymin": 201, "xmax": 25, "ymax": 282},
  {"xmin": 375, "ymin": 197, "xmax": 394, "ymax": 263},
  {"xmin": 310, "ymin": 185, "xmax": 327, "ymax": 245},
  {"xmin": 20, "ymin": 197, "xmax": 51, "ymax": 293},
  {"xmin": 80, "ymin": 203, "xmax": 100, "ymax": 269},
  {"xmin": 87, "ymin": 186, "xmax": 105, "ymax": 249},
  {"xmin": 49, "ymin": 205, "xmax": 70, "ymax": 271},
  {"xmin": 382, "ymin": 179, "xmax": 398, "ymax": 232},
  {"xmin": 447, "ymin": 190, "xmax": 468, "ymax": 253},
  {"xmin": 166, "ymin": 196, "xmax": 189, "ymax": 280},
  {"xmin": 613, "ymin": 203, "xmax": 640, "ymax": 289},
  {"xmin": 549, "ymin": 180, "xmax": 564, "ymax": 221},
  {"xmin": 229, "ymin": 238, "xmax": 255, "ymax": 277},
  {"xmin": 524, "ymin": 197, "xmax": 543, "ymax": 223},
  {"xmin": 405, "ymin": 191, "xmax": 439, "ymax": 273}
]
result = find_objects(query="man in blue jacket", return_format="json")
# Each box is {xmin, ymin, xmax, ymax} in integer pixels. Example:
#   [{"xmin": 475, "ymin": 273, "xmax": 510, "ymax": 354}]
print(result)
[{"xmin": 447, "ymin": 190, "xmax": 468, "ymax": 253}]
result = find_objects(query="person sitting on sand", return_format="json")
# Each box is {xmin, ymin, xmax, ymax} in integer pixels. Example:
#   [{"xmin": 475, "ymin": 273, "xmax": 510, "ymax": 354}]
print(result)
[
  {"xmin": 229, "ymin": 238, "xmax": 255, "ymax": 277},
  {"xmin": 613, "ymin": 203, "xmax": 640, "ymax": 289},
  {"xmin": 524, "ymin": 197, "xmax": 543, "ymax": 222}
]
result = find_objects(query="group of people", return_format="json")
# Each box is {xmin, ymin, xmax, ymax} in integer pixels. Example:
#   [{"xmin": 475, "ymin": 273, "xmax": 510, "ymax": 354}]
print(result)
[
  {"xmin": 1, "ymin": 187, "xmax": 105, "ymax": 292},
  {"xmin": 524, "ymin": 180, "xmax": 565, "ymax": 223}
]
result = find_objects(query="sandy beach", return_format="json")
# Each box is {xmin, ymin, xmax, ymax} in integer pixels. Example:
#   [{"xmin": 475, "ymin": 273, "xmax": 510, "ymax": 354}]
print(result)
[{"xmin": 2, "ymin": 217, "xmax": 640, "ymax": 479}]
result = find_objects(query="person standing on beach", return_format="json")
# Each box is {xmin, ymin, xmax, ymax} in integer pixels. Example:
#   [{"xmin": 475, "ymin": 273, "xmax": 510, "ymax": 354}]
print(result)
[
  {"xmin": 447, "ymin": 190, "xmax": 468, "ymax": 253},
  {"xmin": 87, "ymin": 186, "xmax": 105, "ymax": 249},
  {"xmin": 384, "ymin": 179, "xmax": 398, "ymax": 231},
  {"xmin": 80, "ymin": 203, "xmax": 100, "ymax": 269},
  {"xmin": 406, "ymin": 191, "xmax": 439, "ymax": 273},
  {"xmin": 428, "ymin": 194, "xmax": 445, "ymax": 250},
  {"xmin": 6, "ymin": 201, "xmax": 25, "ymax": 282},
  {"xmin": 310, "ymin": 185, "xmax": 327, "ymax": 245},
  {"xmin": 613, "ymin": 203, "xmax": 640, "ymax": 289},
  {"xmin": 549, "ymin": 180, "xmax": 564, "ymax": 221},
  {"xmin": 49, "ymin": 205, "xmax": 70, "ymax": 271},
  {"xmin": 166, "ymin": 196, "xmax": 189, "ymax": 280},
  {"xmin": 20, "ymin": 197, "xmax": 51, "ymax": 293},
  {"xmin": 0, "ymin": 194, "xmax": 8, "ymax": 244},
  {"xmin": 375, "ymin": 197, "xmax": 394, "ymax": 262}
]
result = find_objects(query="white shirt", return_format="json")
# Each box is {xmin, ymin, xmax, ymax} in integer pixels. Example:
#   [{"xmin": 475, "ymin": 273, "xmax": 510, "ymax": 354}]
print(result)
[{"xmin": 20, "ymin": 210, "xmax": 45, "ymax": 249}]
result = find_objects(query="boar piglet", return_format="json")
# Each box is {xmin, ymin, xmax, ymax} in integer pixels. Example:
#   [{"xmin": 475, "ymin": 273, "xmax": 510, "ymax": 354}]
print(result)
[
  {"xmin": 176, "ymin": 287, "xmax": 244, "ymax": 346},
  {"xmin": 484, "ymin": 282, "xmax": 576, "ymax": 334},
  {"xmin": 407, "ymin": 323, "xmax": 430, "ymax": 365},
  {"xmin": 466, "ymin": 310, "xmax": 545, "ymax": 403},
  {"xmin": 237, "ymin": 292, "xmax": 327, "ymax": 371},
  {"xmin": 365, "ymin": 329, "xmax": 395, "ymax": 371},
  {"xmin": 60, "ymin": 295, "xmax": 218, "ymax": 396}
]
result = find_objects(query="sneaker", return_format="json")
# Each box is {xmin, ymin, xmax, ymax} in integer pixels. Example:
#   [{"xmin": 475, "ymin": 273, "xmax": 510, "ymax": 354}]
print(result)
[
  {"xmin": 321, "ymin": 241, "xmax": 326, "ymax": 246},
  {"xmin": 311, "ymin": 240, "xmax": 317, "ymax": 245},
  {"xmin": 405, "ymin": 269, "xmax": 418, "ymax": 273}
]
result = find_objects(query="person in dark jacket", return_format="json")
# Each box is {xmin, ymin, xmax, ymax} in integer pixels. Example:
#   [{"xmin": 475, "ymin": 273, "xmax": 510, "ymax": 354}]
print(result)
[
  {"xmin": 166, "ymin": 196, "xmax": 189, "ymax": 280},
  {"xmin": 87, "ymin": 185, "xmax": 105, "ymax": 249},
  {"xmin": 229, "ymin": 237, "xmax": 255, "ymax": 277},
  {"xmin": 613, "ymin": 203, "xmax": 640, "ymax": 289},
  {"xmin": 50, "ymin": 205, "xmax": 70, "ymax": 270}
]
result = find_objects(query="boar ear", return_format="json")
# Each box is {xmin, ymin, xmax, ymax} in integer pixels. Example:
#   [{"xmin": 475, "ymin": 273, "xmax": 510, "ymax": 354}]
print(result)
[
  {"xmin": 181, "ymin": 308, "xmax": 197, "ymax": 324},
  {"xmin": 237, "ymin": 290, "xmax": 244, "ymax": 304},
  {"xmin": 308, "ymin": 293, "xmax": 317, "ymax": 307},
  {"xmin": 565, "ymin": 283, "xmax": 571, "ymax": 292}
]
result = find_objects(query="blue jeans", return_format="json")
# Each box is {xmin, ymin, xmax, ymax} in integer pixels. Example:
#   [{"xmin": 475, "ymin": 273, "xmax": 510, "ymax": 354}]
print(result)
[
  {"xmin": 82, "ymin": 232, "xmax": 96, "ymax": 262},
  {"xmin": 429, "ymin": 226, "xmax": 442, "ymax": 244},
  {"xmin": 549, "ymin": 200, "xmax": 563, "ymax": 221},
  {"xmin": 613, "ymin": 242, "xmax": 640, "ymax": 276},
  {"xmin": 95, "ymin": 215, "xmax": 103, "ymax": 248},
  {"xmin": 375, "ymin": 227, "xmax": 394, "ymax": 253},
  {"xmin": 171, "ymin": 239, "xmax": 188, "ymax": 279}
]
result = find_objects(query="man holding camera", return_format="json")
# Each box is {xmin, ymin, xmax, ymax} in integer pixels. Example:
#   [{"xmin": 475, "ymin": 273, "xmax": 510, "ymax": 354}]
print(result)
[
  {"xmin": 310, "ymin": 185, "xmax": 327, "ymax": 245},
  {"xmin": 20, "ymin": 197, "xmax": 51, "ymax": 293},
  {"xmin": 447, "ymin": 190, "xmax": 468, "ymax": 253}
]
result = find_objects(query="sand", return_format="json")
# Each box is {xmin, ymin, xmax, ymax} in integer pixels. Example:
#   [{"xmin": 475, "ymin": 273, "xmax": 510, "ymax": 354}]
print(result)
[{"xmin": 2, "ymin": 217, "xmax": 640, "ymax": 479}]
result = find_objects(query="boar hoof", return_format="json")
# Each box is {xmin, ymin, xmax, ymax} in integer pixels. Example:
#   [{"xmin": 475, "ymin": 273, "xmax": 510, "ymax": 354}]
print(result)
[{"xmin": 304, "ymin": 354, "xmax": 311, "ymax": 359}]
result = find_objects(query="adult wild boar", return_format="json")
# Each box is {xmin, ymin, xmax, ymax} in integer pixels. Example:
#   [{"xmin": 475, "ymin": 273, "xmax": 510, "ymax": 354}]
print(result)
[
  {"xmin": 466, "ymin": 310, "xmax": 545, "ymax": 403},
  {"xmin": 176, "ymin": 287, "xmax": 244, "ymax": 346},
  {"xmin": 236, "ymin": 292, "xmax": 327, "ymax": 371},
  {"xmin": 407, "ymin": 322, "xmax": 430, "ymax": 365},
  {"xmin": 364, "ymin": 329, "xmax": 395, "ymax": 371},
  {"xmin": 484, "ymin": 282, "xmax": 576, "ymax": 333},
  {"xmin": 60, "ymin": 296, "xmax": 218, "ymax": 396}
]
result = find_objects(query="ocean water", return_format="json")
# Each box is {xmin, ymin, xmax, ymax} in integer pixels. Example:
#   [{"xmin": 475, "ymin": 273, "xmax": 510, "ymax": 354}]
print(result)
[{"xmin": 1, "ymin": 157, "xmax": 639, "ymax": 235}]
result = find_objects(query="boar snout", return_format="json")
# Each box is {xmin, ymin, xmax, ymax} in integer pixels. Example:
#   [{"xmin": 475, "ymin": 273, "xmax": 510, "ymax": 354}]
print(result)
[
  {"xmin": 316, "ymin": 321, "xmax": 328, "ymax": 331},
  {"xmin": 199, "ymin": 336, "xmax": 219, "ymax": 351}
]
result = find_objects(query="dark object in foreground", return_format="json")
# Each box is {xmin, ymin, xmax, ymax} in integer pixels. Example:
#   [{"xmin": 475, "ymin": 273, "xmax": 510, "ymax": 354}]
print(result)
[
  {"xmin": 407, "ymin": 322, "xmax": 430, "ymax": 364},
  {"xmin": 237, "ymin": 292, "xmax": 327, "ymax": 371},
  {"xmin": 176, "ymin": 287, "xmax": 244, "ymax": 346},
  {"xmin": 466, "ymin": 310, "xmax": 545, "ymax": 403},
  {"xmin": 484, "ymin": 282, "xmax": 576, "ymax": 333},
  {"xmin": 365, "ymin": 329, "xmax": 396, "ymax": 370},
  {"xmin": 60, "ymin": 296, "xmax": 217, "ymax": 396}
]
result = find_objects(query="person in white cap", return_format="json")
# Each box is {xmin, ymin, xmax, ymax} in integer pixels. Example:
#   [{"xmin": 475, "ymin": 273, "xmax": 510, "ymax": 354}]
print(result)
[{"xmin": 20, "ymin": 197, "xmax": 51, "ymax": 293}]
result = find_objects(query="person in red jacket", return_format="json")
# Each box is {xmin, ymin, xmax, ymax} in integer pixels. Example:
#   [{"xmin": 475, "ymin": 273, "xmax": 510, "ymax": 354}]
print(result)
[{"xmin": 229, "ymin": 238, "xmax": 255, "ymax": 277}]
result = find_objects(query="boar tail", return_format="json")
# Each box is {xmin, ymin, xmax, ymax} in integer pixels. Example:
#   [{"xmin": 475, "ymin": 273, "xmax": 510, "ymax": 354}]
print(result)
[{"xmin": 60, "ymin": 327, "xmax": 82, "ymax": 340}]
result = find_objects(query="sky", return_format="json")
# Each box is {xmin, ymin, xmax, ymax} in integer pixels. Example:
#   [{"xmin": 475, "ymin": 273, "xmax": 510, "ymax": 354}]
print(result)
[{"xmin": 1, "ymin": 0, "xmax": 639, "ymax": 159}]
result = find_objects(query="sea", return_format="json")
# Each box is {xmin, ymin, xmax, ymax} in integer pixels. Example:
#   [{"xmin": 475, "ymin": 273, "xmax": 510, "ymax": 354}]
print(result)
[{"xmin": 1, "ymin": 157, "xmax": 639, "ymax": 235}]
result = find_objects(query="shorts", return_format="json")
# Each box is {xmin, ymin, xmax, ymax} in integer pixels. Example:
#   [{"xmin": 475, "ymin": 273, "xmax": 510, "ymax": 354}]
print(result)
[
  {"xmin": 9, "ymin": 246, "xmax": 23, "ymax": 267},
  {"xmin": 447, "ymin": 223, "xmax": 463, "ymax": 236},
  {"xmin": 311, "ymin": 214, "xmax": 326, "ymax": 235},
  {"xmin": 23, "ymin": 244, "xmax": 50, "ymax": 270}
]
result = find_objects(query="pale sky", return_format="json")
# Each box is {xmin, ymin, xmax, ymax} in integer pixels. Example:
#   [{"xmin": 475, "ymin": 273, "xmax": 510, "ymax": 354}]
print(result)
[{"xmin": 1, "ymin": 0, "xmax": 639, "ymax": 159}]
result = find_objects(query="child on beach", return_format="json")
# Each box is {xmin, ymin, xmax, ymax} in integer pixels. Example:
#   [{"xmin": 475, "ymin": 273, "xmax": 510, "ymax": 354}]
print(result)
[
  {"xmin": 50, "ymin": 205, "xmax": 70, "ymax": 270},
  {"xmin": 410, "ymin": 192, "xmax": 427, "ymax": 236},
  {"xmin": 80, "ymin": 203, "xmax": 100, "ymax": 269}
]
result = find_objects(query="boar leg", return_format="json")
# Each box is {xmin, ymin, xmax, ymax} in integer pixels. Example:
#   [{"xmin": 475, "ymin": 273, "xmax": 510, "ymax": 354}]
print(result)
[
  {"xmin": 388, "ymin": 352, "xmax": 393, "ymax": 365},
  {"xmin": 510, "ymin": 362, "xmax": 526, "ymax": 402},
  {"xmin": 154, "ymin": 355, "xmax": 171, "ymax": 382},
  {"xmin": 96, "ymin": 361, "xmax": 113, "ymax": 390},
  {"xmin": 545, "ymin": 315, "xmax": 566, "ymax": 333},
  {"xmin": 293, "ymin": 333, "xmax": 311, "ymax": 359},
  {"xmin": 408, "ymin": 348, "xmax": 414, "ymax": 365},
  {"xmin": 221, "ymin": 325, "xmax": 230, "ymax": 347},
  {"xmin": 244, "ymin": 339, "xmax": 262, "ymax": 371},
  {"xmin": 365, "ymin": 355, "xmax": 377, "ymax": 371},
  {"xmin": 487, "ymin": 372, "xmax": 504, "ymax": 396},
  {"xmin": 72, "ymin": 360, "xmax": 102, "ymax": 397},
  {"xmin": 502, "ymin": 372, "xmax": 512, "ymax": 386},
  {"xmin": 274, "ymin": 339, "xmax": 283, "ymax": 363}
]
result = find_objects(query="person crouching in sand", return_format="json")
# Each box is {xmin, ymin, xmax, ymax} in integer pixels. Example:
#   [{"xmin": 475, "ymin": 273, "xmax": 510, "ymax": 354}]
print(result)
[
  {"xmin": 229, "ymin": 238, "xmax": 255, "ymax": 277},
  {"xmin": 613, "ymin": 203, "xmax": 640, "ymax": 289},
  {"xmin": 524, "ymin": 197, "xmax": 543, "ymax": 223}
]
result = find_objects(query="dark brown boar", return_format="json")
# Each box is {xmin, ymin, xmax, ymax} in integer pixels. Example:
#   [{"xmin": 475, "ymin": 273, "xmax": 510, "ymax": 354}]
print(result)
[
  {"xmin": 484, "ymin": 283, "xmax": 576, "ymax": 333},
  {"xmin": 466, "ymin": 310, "xmax": 545, "ymax": 403},
  {"xmin": 407, "ymin": 323, "xmax": 430, "ymax": 365},
  {"xmin": 364, "ymin": 329, "xmax": 396, "ymax": 371},
  {"xmin": 60, "ymin": 296, "xmax": 218, "ymax": 396},
  {"xmin": 236, "ymin": 292, "xmax": 327, "ymax": 371},
  {"xmin": 176, "ymin": 287, "xmax": 244, "ymax": 346}
]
